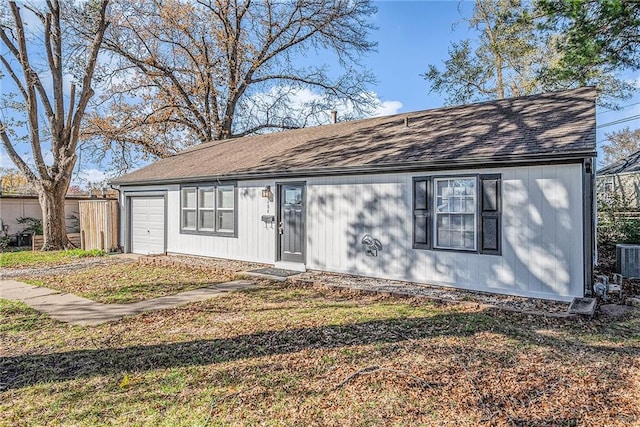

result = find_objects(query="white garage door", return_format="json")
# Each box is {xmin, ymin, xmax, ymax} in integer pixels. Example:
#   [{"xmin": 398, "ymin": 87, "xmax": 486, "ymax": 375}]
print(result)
[{"xmin": 130, "ymin": 197, "xmax": 165, "ymax": 255}]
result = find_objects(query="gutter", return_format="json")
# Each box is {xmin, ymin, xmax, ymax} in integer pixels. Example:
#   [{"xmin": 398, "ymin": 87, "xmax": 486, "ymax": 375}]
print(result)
[
  {"xmin": 109, "ymin": 150, "xmax": 597, "ymax": 187},
  {"xmin": 596, "ymin": 170, "xmax": 640, "ymax": 179}
]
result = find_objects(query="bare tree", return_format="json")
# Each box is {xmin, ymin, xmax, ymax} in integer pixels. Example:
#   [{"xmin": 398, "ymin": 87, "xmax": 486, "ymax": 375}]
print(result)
[
  {"xmin": 85, "ymin": 0, "xmax": 377, "ymax": 161},
  {"xmin": 0, "ymin": 0, "xmax": 109, "ymax": 249},
  {"xmin": 602, "ymin": 127, "xmax": 640, "ymax": 166}
]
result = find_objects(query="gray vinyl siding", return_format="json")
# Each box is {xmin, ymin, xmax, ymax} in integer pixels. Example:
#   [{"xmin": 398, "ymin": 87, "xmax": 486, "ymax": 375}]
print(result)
[
  {"xmin": 303, "ymin": 165, "xmax": 583, "ymax": 301},
  {"xmin": 162, "ymin": 180, "xmax": 274, "ymax": 263},
  {"xmin": 120, "ymin": 163, "xmax": 585, "ymax": 301}
]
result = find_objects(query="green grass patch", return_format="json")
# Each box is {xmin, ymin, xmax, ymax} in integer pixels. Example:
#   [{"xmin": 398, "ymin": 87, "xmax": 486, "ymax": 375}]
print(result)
[
  {"xmin": 0, "ymin": 248, "xmax": 105, "ymax": 268},
  {"xmin": 23, "ymin": 263, "xmax": 233, "ymax": 303},
  {"xmin": 0, "ymin": 299, "xmax": 45, "ymax": 333}
]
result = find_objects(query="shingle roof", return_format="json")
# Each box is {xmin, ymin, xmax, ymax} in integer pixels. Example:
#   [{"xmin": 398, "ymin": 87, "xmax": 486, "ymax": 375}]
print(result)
[
  {"xmin": 598, "ymin": 149, "xmax": 640, "ymax": 176},
  {"xmin": 112, "ymin": 87, "xmax": 596, "ymax": 185}
]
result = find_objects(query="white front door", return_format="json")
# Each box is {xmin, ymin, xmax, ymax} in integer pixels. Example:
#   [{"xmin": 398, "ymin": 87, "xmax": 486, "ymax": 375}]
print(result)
[{"xmin": 130, "ymin": 197, "xmax": 165, "ymax": 254}]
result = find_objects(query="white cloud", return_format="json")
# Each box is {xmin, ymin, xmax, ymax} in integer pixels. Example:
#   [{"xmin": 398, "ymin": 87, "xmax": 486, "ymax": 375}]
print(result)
[
  {"xmin": 75, "ymin": 168, "xmax": 108, "ymax": 184},
  {"xmin": 0, "ymin": 147, "xmax": 43, "ymax": 170},
  {"xmin": 286, "ymin": 87, "xmax": 319, "ymax": 105},
  {"xmin": 1, "ymin": 147, "xmax": 109, "ymax": 189},
  {"xmin": 373, "ymin": 100, "xmax": 403, "ymax": 117},
  {"xmin": 0, "ymin": 149, "xmax": 15, "ymax": 169},
  {"xmin": 251, "ymin": 86, "xmax": 403, "ymax": 125}
]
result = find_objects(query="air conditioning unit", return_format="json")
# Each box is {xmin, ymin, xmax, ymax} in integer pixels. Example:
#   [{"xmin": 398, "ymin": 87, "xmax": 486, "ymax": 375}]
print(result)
[{"xmin": 616, "ymin": 244, "xmax": 640, "ymax": 278}]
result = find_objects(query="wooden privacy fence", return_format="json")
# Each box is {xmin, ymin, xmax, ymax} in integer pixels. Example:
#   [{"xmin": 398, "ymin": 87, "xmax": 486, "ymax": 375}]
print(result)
[{"xmin": 78, "ymin": 199, "xmax": 119, "ymax": 252}]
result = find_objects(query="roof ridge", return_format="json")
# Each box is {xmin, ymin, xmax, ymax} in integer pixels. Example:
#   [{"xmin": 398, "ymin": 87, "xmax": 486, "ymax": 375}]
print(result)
[
  {"xmin": 175, "ymin": 86, "xmax": 597, "ymax": 159},
  {"xmin": 111, "ymin": 86, "xmax": 596, "ymax": 186}
]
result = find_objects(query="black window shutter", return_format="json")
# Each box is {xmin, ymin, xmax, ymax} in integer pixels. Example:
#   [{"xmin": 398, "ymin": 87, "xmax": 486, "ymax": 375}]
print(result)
[
  {"xmin": 413, "ymin": 177, "xmax": 432, "ymax": 249},
  {"xmin": 479, "ymin": 174, "xmax": 502, "ymax": 255}
]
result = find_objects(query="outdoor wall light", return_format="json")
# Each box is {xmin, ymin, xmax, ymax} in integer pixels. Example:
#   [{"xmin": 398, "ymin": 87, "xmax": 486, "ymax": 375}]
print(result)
[{"xmin": 261, "ymin": 185, "xmax": 272, "ymax": 199}]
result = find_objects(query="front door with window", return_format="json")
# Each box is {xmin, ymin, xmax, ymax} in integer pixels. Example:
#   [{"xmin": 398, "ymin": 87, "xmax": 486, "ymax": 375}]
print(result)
[{"xmin": 278, "ymin": 184, "xmax": 305, "ymax": 263}]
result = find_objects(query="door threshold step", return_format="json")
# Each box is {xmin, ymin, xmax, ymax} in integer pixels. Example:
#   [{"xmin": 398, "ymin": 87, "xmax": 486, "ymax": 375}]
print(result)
[{"xmin": 274, "ymin": 261, "xmax": 306, "ymax": 272}]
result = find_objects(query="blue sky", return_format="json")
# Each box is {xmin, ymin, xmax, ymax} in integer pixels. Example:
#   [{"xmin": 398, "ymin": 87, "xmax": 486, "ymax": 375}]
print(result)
[
  {"xmin": 366, "ymin": 0, "xmax": 474, "ymax": 110},
  {"xmin": 1, "ymin": 0, "xmax": 638, "ymax": 184}
]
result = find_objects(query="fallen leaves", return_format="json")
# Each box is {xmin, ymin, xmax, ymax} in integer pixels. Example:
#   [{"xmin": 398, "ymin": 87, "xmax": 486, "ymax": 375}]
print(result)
[
  {"xmin": 2, "ymin": 264, "xmax": 640, "ymax": 425},
  {"xmin": 23, "ymin": 263, "xmax": 235, "ymax": 303}
]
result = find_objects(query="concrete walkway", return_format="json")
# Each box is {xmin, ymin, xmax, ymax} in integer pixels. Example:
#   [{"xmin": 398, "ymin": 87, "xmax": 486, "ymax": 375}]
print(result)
[{"xmin": 0, "ymin": 279, "xmax": 255, "ymax": 326}]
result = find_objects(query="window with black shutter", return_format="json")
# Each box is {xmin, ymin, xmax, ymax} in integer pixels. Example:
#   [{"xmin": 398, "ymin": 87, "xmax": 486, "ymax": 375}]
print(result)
[
  {"xmin": 412, "ymin": 174, "xmax": 502, "ymax": 255},
  {"xmin": 413, "ymin": 177, "xmax": 432, "ymax": 249},
  {"xmin": 479, "ymin": 174, "xmax": 502, "ymax": 255},
  {"xmin": 434, "ymin": 177, "xmax": 477, "ymax": 250}
]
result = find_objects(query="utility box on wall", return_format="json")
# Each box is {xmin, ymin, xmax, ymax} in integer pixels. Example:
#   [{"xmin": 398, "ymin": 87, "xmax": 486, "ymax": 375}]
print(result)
[
  {"xmin": 616, "ymin": 243, "xmax": 640, "ymax": 278},
  {"xmin": 78, "ymin": 199, "xmax": 119, "ymax": 252}
]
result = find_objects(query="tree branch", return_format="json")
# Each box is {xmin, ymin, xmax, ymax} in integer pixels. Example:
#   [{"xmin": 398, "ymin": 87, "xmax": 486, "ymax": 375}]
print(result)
[
  {"xmin": 0, "ymin": 119, "xmax": 38, "ymax": 182},
  {"xmin": 9, "ymin": 1, "xmax": 49, "ymax": 180},
  {"xmin": 68, "ymin": 0, "xmax": 110, "ymax": 159},
  {"xmin": 0, "ymin": 54, "xmax": 28, "ymax": 100}
]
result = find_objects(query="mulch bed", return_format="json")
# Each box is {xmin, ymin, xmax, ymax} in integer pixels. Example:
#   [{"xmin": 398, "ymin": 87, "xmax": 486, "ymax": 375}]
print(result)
[{"xmin": 291, "ymin": 270, "xmax": 573, "ymax": 316}]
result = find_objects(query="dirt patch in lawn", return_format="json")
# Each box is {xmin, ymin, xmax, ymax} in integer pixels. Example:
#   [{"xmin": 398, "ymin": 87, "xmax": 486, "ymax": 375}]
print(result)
[
  {"xmin": 2, "ymin": 283, "xmax": 640, "ymax": 426},
  {"xmin": 23, "ymin": 263, "xmax": 237, "ymax": 304}
]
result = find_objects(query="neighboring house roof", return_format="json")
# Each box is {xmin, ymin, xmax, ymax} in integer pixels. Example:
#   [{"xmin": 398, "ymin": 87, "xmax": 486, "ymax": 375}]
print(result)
[
  {"xmin": 598, "ymin": 149, "xmax": 640, "ymax": 176},
  {"xmin": 112, "ymin": 87, "xmax": 596, "ymax": 186},
  {"xmin": 0, "ymin": 194, "xmax": 114, "ymax": 200}
]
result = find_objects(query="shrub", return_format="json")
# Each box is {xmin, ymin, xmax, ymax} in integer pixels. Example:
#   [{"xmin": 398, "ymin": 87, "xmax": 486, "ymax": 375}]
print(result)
[
  {"xmin": 597, "ymin": 192, "xmax": 640, "ymax": 249},
  {"xmin": 0, "ymin": 235, "xmax": 10, "ymax": 251},
  {"xmin": 16, "ymin": 217, "xmax": 43, "ymax": 235}
]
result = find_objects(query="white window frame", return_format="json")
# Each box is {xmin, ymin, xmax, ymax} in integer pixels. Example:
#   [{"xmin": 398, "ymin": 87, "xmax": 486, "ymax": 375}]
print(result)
[
  {"xmin": 603, "ymin": 177, "xmax": 614, "ymax": 194},
  {"xmin": 216, "ymin": 185, "xmax": 235, "ymax": 233},
  {"xmin": 180, "ymin": 184, "xmax": 236, "ymax": 236},
  {"xmin": 433, "ymin": 176, "xmax": 477, "ymax": 251},
  {"xmin": 198, "ymin": 187, "xmax": 216, "ymax": 231},
  {"xmin": 181, "ymin": 187, "xmax": 197, "ymax": 231}
]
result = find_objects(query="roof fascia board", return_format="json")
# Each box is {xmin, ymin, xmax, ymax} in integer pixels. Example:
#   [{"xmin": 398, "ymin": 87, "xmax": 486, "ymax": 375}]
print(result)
[
  {"xmin": 596, "ymin": 170, "xmax": 640, "ymax": 178},
  {"xmin": 111, "ymin": 151, "xmax": 596, "ymax": 187}
]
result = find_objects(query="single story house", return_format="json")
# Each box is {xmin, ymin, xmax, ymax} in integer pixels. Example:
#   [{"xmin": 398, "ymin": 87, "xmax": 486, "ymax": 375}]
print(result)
[
  {"xmin": 111, "ymin": 87, "xmax": 596, "ymax": 302},
  {"xmin": 597, "ymin": 149, "xmax": 640, "ymax": 208}
]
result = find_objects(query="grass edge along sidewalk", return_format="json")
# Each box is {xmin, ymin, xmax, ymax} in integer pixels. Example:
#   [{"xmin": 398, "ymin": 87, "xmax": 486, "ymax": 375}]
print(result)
[{"xmin": 0, "ymin": 278, "xmax": 256, "ymax": 326}]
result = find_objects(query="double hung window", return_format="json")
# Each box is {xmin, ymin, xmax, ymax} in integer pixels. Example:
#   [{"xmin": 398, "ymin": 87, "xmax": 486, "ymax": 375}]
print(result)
[
  {"xmin": 434, "ymin": 178, "xmax": 477, "ymax": 250},
  {"xmin": 216, "ymin": 186, "xmax": 235, "ymax": 233},
  {"xmin": 181, "ymin": 184, "xmax": 235, "ymax": 235},
  {"xmin": 413, "ymin": 174, "xmax": 501, "ymax": 254}
]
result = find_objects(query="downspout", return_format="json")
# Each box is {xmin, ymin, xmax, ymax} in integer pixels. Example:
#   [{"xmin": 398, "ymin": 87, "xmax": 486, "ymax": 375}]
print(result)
[
  {"xmin": 109, "ymin": 183, "xmax": 123, "ymax": 252},
  {"xmin": 584, "ymin": 157, "xmax": 595, "ymax": 297}
]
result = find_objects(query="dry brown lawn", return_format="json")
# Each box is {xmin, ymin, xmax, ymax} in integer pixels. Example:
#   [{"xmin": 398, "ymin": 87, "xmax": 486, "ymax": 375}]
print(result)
[
  {"xmin": 1, "ymin": 278, "xmax": 639, "ymax": 426},
  {"xmin": 23, "ymin": 263, "xmax": 233, "ymax": 303}
]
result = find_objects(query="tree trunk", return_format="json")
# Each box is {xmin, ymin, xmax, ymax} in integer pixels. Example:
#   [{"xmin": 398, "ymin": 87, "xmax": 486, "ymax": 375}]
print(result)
[
  {"xmin": 37, "ymin": 182, "xmax": 71, "ymax": 250},
  {"xmin": 495, "ymin": 54, "xmax": 505, "ymax": 99}
]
